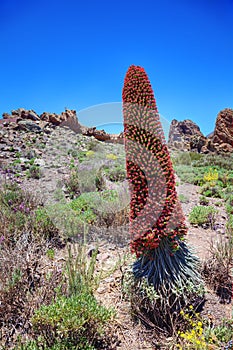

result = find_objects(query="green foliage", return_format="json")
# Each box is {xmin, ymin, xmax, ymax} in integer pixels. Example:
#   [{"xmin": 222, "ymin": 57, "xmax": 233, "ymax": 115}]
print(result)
[
  {"xmin": 86, "ymin": 150, "xmax": 95, "ymax": 158},
  {"xmin": 101, "ymin": 162, "xmax": 126, "ymax": 182},
  {"xmin": 67, "ymin": 148, "xmax": 79, "ymax": 158},
  {"xmin": 9, "ymin": 268, "xmax": 22, "ymax": 288},
  {"xmin": 225, "ymin": 194, "xmax": 233, "ymax": 215},
  {"xmin": 214, "ymin": 200, "xmax": 223, "ymax": 207},
  {"xmin": 77, "ymin": 150, "xmax": 88, "ymax": 163},
  {"xmin": 27, "ymin": 241, "xmax": 113, "ymax": 350},
  {"xmin": 0, "ymin": 181, "xmax": 40, "ymax": 242},
  {"xmin": 172, "ymin": 152, "xmax": 203, "ymax": 166},
  {"xmin": 177, "ymin": 311, "xmax": 233, "ymax": 349},
  {"xmin": 106, "ymin": 153, "xmax": 118, "ymax": 160},
  {"xmin": 69, "ymin": 189, "xmax": 123, "ymax": 228},
  {"xmin": 31, "ymin": 293, "xmax": 112, "ymax": 348},
  {"xmin": 174, "ymin": 165, "xmax": 200, "ymax": 184},
  {"xmin": 188, "ymin": 205, "xmax": 217, "ymax": 226},
  {"xmin": 226, "ymin": 215, "xmax": 233, "ymax": 236},
  {"xmin": 69, "ymin": 194, "xmax": 97, "ymax": 224},
  {"xmin": 66, "ymin": 242, "xmax": 100, "ymax": 295},
  {"xmin": 26, "ymin": 165, "xmax": 42, "ymax": 179},
  {"xmin": 200, "ymin": 184, "xmax": 223, "ymax": 198},
  {"xmin": 34, "ymin": 207, "xmax": 58, "ymax": 240},
  {"xmin": 46, "ymin": 249, "xmax": 55, "ymax": 260},
  {"xmin": 65, "ymin": 170, "xmax": 80, "ymax": 199},
  {"xmin": 192, "ymin": 153, "xmax": 233, "ymax": 170},
  {"xmin": 199, "ymin": 196, "xmax": 209, "ymax": 206}
]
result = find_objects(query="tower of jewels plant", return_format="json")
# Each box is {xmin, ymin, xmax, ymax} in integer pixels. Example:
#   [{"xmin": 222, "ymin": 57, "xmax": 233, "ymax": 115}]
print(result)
[{"xmin": 122, "ymin": 65, "xmax": 204, "ymax": 314}]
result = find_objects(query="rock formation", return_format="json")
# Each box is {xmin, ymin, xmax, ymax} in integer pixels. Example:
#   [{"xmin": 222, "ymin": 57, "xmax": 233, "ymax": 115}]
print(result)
[
  {"xmin": 168, "ymin": 119, "xmax": 210, "ymax": 153},
  {"xmin": 0, "ymin": 108, "xmax": 123, "ymax": 144},
  {"xmin": 211, "ymin": 108, "xmax": 233, "ymax": 152},
  {"xmin": 81, "ymin": 126, "xmax": 111, "ymax": 141}
]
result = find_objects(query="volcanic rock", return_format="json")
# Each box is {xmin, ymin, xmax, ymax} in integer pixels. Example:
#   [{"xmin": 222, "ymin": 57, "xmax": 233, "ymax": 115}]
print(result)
[
  {"xmin": 81, "ymin": 126, "xmax": 111, "ymax": 141},
  {"xmin": 11, "ymin": 108, "xmax": 40, "ymax": 121},
  {"xmin": 211, "ymin": 108, "xmax": 233, "ymax": 152},
  {"xmin": 18, "ymin": 120, "xmax": 42, "ymax": 133},
  {"xmin": 168, "ymin": 119, "xmax": 207, "ymax": 152}
]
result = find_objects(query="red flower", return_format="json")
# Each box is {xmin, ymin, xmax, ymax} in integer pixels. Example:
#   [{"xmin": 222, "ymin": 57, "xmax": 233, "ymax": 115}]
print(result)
[{"xmin": 122, "ymin": 65, "xmax": 187, "ymax": 257}]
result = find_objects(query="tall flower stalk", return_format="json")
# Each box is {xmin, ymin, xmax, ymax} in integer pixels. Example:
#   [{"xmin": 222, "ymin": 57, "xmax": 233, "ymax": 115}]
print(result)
[{"xmin": 122, "ymin": 65, "xmax": 203, "ymax": 298}]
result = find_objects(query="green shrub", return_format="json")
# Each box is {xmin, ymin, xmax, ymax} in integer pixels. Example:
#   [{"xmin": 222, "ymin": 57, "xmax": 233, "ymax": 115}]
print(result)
[
  {"xmin": 31, "ymin": 293, "xmax": 113, "ymax": 348},
  {"xmin": 199, "ymin": 196, "xmax": 209, "ymax": 206},
  {"xmin": 65, "ymin": 242, "xmax": 101, "ymax": 295},
  {"xmin": 192, "ymin": 153, "xmax": 233, "ymax": 170},
  {"xmin": 225, "ymin": 194, "xmax": 233, "ymax": 215},
  {"xmin": 28, "ymin": 241, "xmax": 114, "ymax": 349},
  {"xmin": 101, "ymin": 162, "xmax": 126, "ymax": 182},
  {"xmin": 65, "ymin": 170, "xmax": 80, "ymax": 199},
  {"xmin": 173, "ymin": 152, "xmax": 192, "ymax": 165},
  {"xmin": 174, "ymin": 165, "xmax": 197, "ymax": 184},
  {"xmin": 226, "ymin": 215, "xmax": 233, "ymax": 236},
  {"xmin": 69, "ymin": 194, "xmax": 97, "ymax": 224},
  {"xmin": 189, "ymin": 205, "xmax": 217, "ymax": 227},
  {"xmin": 77, "ymin": 151, "xmax": 88, "ymax": 163},
  {"xmin": 214, "ymin": 200, "xmax": 222, "ymax": 207},
  {"xmin": 26, "ymin": 165, "xmax": 42, "ymax": 179},
  {"xmin": 200, "ymin": 184, "xmax": 223, "ymax": 198},
  {"xmin": 33, "ymin": 207, "xmax": 59, "ymax": 240}
]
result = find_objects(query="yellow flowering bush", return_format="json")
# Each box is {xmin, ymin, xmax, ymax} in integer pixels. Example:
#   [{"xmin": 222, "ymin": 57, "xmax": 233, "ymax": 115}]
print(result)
[
  {"xmin": 176, "ymin": 308, "xmax": 219, "ymax": 350},
  {"xmin": 203, "ymin": 168, "xmax": 218, "ymax": 186}
]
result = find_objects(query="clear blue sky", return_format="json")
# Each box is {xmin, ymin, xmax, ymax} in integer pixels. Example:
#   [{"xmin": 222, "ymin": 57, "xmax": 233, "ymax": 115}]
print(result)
[{"xmin": 1, "ymin": 0, "xmax": 232, "ymax": 136}]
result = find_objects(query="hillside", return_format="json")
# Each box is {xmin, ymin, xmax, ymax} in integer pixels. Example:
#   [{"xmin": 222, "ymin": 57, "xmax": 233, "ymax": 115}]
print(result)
[{"xmin": 0, "ymin": 109, "xmax": 232, "ymax": 349}]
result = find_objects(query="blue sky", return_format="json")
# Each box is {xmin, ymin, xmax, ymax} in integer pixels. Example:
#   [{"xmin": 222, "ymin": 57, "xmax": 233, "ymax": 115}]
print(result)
[{"xmin": 0, "ymin": 0, "xmax": 232, "ymax": 136}]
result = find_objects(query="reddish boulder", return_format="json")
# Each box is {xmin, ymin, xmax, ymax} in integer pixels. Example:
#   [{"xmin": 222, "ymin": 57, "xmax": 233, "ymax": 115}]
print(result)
[{"xmin": 211, "ymin": 108, "xmax": 233, "ymax": 152}]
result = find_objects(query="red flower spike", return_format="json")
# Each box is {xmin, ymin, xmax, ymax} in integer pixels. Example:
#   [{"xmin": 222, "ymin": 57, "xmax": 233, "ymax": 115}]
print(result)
[{"xmin": 122, "ymin": 65, "xmax": 187, "ymax": 257}]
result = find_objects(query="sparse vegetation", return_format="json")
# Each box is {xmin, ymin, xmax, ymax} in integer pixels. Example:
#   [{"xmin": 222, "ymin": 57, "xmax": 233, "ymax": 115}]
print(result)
[
  {"xmin": 0, "ymin": 105, "xmax": 232, "ymax": 349},
  {"xmin": 189, "ymin": 205, "xmax": 217, "ymax": 227}
]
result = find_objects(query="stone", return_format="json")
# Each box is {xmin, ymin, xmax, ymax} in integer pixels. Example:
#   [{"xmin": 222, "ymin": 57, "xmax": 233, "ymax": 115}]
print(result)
[
  {"xmin": 168, "ymin": 119, "xmax": 206, "ymax": 152},
  {"xmin": 34, "ymin": 158, "xmax": 45, "ymax": 167},
  {"xmin": 18, "ymin": 120, "xmax": 42, "ymax": 133},
  {"xmin": 81, "ymin": 126, "xmax": 111, "ymax": 141},
  {"xmin": 211, "ymin": 108, "xmax": 233, "ymax": 152}
]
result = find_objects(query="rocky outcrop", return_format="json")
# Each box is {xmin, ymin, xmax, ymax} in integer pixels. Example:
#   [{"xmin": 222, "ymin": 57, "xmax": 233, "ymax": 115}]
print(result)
[
  {"xmin": 211, "ymin": 108, "xmax": 233, "ymax": 152},
  {"xmin": 3, "ymin": 108, "xmax": 41, "ymax": 122},
  {"xmin": 168, "ymin": 119, "xmax": 209, "ymax": 152},
  {"xmin": 0, "ymin": 108, "xmax": 124, "ymax": 144},
  {"xmin": 81, "ymin": 126, "xmax": 111, "ymax": 141},
  {"xmin": 168, "ymin": 111, "xmax": 233, "ymax": 154},
  {"xmin": 40, "ymin": 109, "xmax": 81, "ymax": 131}
]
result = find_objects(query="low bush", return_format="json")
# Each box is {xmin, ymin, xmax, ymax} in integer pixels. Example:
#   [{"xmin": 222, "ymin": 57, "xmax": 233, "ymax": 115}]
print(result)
[
  {"xmin": 188, "ymin": 205, "xmax": 217, "ymax": 227},
  {"xmin": 26, "ymin": 165, "xmax": 42, "ymax": 179},
  {"xmin": 202, "ymin": 238, "xmax": 233, "ymax": 303},
  {"xmin": 101, "ymin": 162, "xmax": 126, "ymax": 182},
  {"xmin": 200, "ymin": 184, "xmax": 223, "ymax": 198},
  {"xmin": 199, "ymin": 196, "xmax": 209, "ymax": 206},
  {"xmin": 226, "ymin": 215, "xmax": 233, "ymax": 237},
  {"xmin": 176, "ymin": 311, "xmax": 233, "ymax": 349},
  {"xmin": 31, "ymin": 293, "xmax": 113, "ymax": 348},
  {"xmin": 225, "ymin": 194, "xmax": 233, "ymax": 215},
  {"xmin": 64, "ymin": 169, "xmax": 80, "ymax": 199}
]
